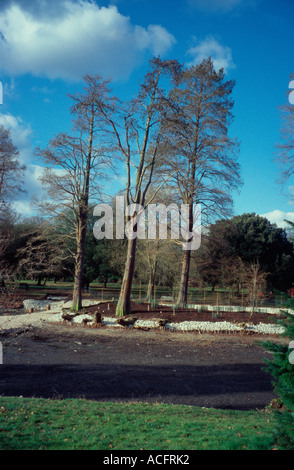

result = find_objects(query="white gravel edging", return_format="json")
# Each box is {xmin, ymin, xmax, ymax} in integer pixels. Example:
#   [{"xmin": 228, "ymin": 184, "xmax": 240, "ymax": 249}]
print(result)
[
  {"xmin": 99, "ymin": 317, "xmax": 285, "ymax": 335},
  {"xmin": 0, "ymin": 299, "xmax": 286, "ymax": 335},
  {"xmin": 166, "ymin": 320, "xmax": 242, "ymax": 332},
  {"xmin": 101, "ymin": 316, "xmax": 122, "ymax": 327},
  {"xmin": 0, "ymin": 312, "xmax": 285, "ymax": 335},
  {"xmin": 166, "ymin": 320, "xmax": 285, "ymax": 335},
  {"xmin": 133, "ymin": 319, "xmax": 161, "ymax": 329}
]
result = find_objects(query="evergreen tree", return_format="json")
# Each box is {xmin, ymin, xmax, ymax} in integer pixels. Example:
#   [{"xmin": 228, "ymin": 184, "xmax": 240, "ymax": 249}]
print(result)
[
  {"xmin": 262, "ymin": 302, "xmax": 294, "ymax": 449},
  {"xmin": 197, "ymin": 213, "xmax": 294, "ymax": 291}
]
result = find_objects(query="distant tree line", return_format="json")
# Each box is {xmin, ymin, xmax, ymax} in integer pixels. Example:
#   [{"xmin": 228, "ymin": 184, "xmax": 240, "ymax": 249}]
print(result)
[{"xmin": 1, "ymin": 210, "xmax": 294, "ymax": 302}]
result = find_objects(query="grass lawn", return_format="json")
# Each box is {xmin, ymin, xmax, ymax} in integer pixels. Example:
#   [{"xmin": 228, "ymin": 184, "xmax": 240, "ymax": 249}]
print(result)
[{"xmin": 0, "ymin": 397, "xmax": 276, "ymax": 450}]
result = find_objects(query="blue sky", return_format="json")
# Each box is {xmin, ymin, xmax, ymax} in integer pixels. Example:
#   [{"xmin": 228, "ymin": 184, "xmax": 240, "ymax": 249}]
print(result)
[{"xmin": 0, "ymin": 0, "xmax": 293, "ymax": 228}]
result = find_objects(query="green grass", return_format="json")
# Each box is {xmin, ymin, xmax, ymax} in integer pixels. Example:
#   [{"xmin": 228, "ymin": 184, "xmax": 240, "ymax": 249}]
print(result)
[{"xmin": 0, "ymin": 397, "xmax": 276, "ymax": 450}]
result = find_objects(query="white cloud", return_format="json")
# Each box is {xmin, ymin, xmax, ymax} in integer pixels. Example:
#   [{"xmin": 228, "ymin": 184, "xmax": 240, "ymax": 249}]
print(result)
[
  {"xmin": 261, "ymin": 210, "xmax": 294, "ymax": 229},
  {"xmin": 0, "ymin": 1, "xmax": 176, "ymax": 81},
  {"xmin": 186, "ymin": 36, "xmax": 235, "ymax": 73},
  {"xmin": 12, "ymin": 195, "xmax": 38, "ymax": 218},
  {"xmin": 188, "ymin": 0, "xmax": 256, "ymax": 13}
]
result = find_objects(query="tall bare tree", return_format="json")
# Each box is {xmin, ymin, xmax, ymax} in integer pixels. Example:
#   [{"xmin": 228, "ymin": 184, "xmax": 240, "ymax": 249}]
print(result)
[
  {"xmin": 276, "ymin": 74, "xmax": 294, "ymax": 191},
  {"xmin": 0, "ymin": 125, "xmax": 25, "ymax": 221},
  {"xmin": 35, "ymin": 75, "xmax": 114, "ymax": 310},
  {"xmin": 99, "ymin": 57, "xmax": 181, "ymax": 316},
  {"xmin": 0, "ymin": 125, "xmax": 25, "ymax": 289},
  {"xmin": 160, "ymin": 57, "xmax": 241, "ymax": 307}
]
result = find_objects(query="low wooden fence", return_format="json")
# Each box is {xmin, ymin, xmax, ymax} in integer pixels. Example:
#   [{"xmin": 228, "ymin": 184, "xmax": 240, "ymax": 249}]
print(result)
[{"xmin": 89, "ymin": 286, "xmax": 292, "ymax": 311}]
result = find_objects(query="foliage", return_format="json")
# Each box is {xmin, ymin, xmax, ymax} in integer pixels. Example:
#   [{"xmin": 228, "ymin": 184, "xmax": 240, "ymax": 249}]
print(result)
[
  {"xmin": 229, "ymin": 213, "xmax": 293, "ymax": 276},
  {"xmin": 15, "ymin": 222, "xmax": 68, "ymax": 284},
  {"xmin": 84, "ymin": 235, "xmax": 118, "ymax": 288},
  {"xmin": 196, "ymin": 213, "xmax": 294, "ymax": 291},
  {"xmin": 0, "ymin": 217, "xmax": 55, "ymax": 286},
  {"xmin": 262, "ymin": 300, "xmax": 294, "ymax": 449},
  {"xmin": 0, "ymin": 211, "xmax": 118, "ymax": 289}
]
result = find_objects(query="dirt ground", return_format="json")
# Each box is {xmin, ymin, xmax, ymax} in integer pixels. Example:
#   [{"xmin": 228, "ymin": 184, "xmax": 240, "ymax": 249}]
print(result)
[
  {"xmin": 0, "ymin": 296, "xmax": 288, "ymax": 410},
  {"xmin": 84, "ymin": 300, "xmax": 283, "ymax": 324}
]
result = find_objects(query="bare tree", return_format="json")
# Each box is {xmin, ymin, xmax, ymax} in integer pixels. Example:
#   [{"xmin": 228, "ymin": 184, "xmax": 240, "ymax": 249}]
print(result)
[
  {"xmin": 16, "ymin": 222, "xmax": 67, "ymax": 285},
  {"xmin": 0, "ymin": 212, "xmax": 17, "ymax": 292},
  {"xmin": 245, "ymin": 261, "xmax": 268, "ymax": 318},
  {"xmin": 0, "ymin": 125, "xmax": 25, "ymax": 222},
  {"xmin": 276, "ymin": 75, "xmax": 294, "ymax": 192},
  {"xmin": 136, "ymin": 238, "xmax": 163, "ymax": 302},
  {"xmin": 160, "ymin": 58, "xmax": 241, "ymax": 307},
  {"xmin": 219, "ymin": 256, "xmax": 268, "ymax": 316},
  {"xmin": 0, "ymin": 125, "xmax": 25, "ymax": 290},
  {"xmin": 35, "ymin": 75, "xmax": 114, "ymax": 310},
  {"xmin": 99, "ymin": 57, "xmax": 181, "ymax": 316}
]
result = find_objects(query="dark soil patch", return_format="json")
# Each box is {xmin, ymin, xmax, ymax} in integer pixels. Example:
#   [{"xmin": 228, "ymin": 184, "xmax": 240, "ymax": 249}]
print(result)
[
  {"xmin": 0, "ymin": 296, "xmax": 287, "ymax": 411},
  {"xmin": 84, "ymin": 300, "xmax": 282, "ymax": 325},
  {"xmin": 0, "ymin": 323, "xmax": 286, "ymax": 410}
]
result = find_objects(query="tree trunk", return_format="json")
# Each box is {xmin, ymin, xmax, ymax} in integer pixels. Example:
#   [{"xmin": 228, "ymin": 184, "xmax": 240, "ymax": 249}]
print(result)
[
  {"xmin": 115, "ymin": 236, "xmax": 137, "ymax": 317},
  {"xmin": 146, "ymin": 263, "xmax": 156, "ymax": 303},
  {"xmin": 176, "ymin": 201, "xmax": 193, "ymax": 308},
  {"xmin": 72, "ymin": 109, "xmax": 94, "ymax": 311},
  {"xmin": 176, "ymin": 248, "xmax": 191, "ymax": 308},
  {"xmin": 72, "ymin": 216, "xmax": 87, "ymax": 310}
]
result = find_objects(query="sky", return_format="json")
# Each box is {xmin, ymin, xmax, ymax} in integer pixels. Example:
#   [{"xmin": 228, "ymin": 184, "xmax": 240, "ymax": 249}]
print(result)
[{"xmin": 0, "ymin": 0, "xmax": 293, "ymax": 228}]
